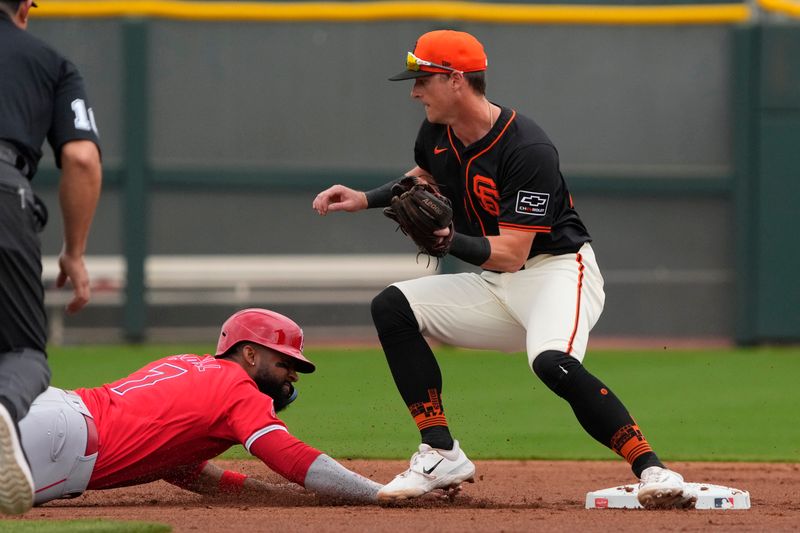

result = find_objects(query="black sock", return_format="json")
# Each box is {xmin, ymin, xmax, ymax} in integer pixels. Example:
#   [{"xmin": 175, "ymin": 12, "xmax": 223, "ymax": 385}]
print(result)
[
  {"xmin": 533, "ymin": 350, "xmax": 664, "ymax": 477},
  {"xmin": 371, "ymin": 286, "xmax": 453, "ymax": 450},
  {"xmin": 421, "ymin": 426, "xmax": 455, "ymax": 450}
]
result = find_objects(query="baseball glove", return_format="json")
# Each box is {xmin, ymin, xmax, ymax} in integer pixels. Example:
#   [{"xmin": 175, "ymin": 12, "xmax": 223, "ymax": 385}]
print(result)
[{"xmin": 383, "ymin": 177, "xmax": 454, "ymax": 258}]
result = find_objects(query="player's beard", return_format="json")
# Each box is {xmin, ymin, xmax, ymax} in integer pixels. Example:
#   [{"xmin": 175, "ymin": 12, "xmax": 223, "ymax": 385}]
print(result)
[{"xmin": 252, "ymin": 369, "xmax": 294, "ymax": 412}]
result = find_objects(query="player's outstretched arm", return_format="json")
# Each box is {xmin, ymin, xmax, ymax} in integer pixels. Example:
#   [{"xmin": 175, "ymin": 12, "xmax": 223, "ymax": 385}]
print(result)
[
  {"xmin": 250, "ymin": 429, "xmax": 386, "ymax": 503},
  {"xmin": 312, "ymin": 167, "xmax": 433, "ymax": 215},
  {"xmin": 163, "ymin": 461, "xmax": 292, "ymax": 498},
  {"xmin": 303, "ymin": 454, "xmax": 382, "ymax": 503},
  {"xmin": 312, "ymin": 184, "xmax": 368, "ymax": 215}
]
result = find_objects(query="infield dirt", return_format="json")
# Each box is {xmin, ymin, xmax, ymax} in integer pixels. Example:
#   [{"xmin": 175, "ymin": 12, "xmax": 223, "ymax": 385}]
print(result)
[{"xmin": 6, "ymin": 460, "xmax": 798, "ymax": 532}]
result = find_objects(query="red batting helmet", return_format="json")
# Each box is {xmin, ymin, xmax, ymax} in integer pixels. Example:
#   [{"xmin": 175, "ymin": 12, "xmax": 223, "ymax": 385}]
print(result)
[{"xmin": 215, "ymin": 308, "xmax": 315, "ymax": 373}]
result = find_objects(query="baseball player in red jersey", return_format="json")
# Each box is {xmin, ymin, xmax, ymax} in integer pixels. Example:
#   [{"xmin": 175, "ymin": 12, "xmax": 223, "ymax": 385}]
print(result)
[
  {"xmin": 14, "ymin": 309, "xmax": 387, "ymax": 507},
  {"xmin": 313, "ymin": 30, "xmax": 693, "ymax": 509}
]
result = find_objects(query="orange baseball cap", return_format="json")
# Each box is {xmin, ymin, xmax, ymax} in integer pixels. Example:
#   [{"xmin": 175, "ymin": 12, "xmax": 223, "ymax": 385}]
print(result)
[{"xmin": 389, "ymin": 30, "xmax": 488, "ymax": 81}]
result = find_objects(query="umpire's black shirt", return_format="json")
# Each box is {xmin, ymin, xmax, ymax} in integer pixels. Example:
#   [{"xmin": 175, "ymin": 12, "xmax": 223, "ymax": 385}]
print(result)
[{"xmin": 0, "ymin": 11, "xmax": 100, "ymax": 179}]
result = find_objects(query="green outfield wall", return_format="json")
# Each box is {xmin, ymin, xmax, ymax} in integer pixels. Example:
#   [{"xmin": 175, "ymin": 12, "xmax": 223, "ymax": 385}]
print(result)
[{"xmin": 25, "ymin": 2, "xmax": 800, "ymax": 343}]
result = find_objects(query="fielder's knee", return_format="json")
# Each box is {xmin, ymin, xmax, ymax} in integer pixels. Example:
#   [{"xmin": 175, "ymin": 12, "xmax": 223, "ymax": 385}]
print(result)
[
  {"xmin": 531, "ymin": 350, "xmax": 583, "ymax": 399},
  {"xmin": 370, "ymin": 285, "xmax": 418, "ymax": 337}
]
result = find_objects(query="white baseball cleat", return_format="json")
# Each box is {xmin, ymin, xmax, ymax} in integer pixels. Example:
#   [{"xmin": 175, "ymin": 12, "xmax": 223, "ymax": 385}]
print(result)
[
  {"xmin": 0, "ymin": 404, "xmax": 34, "ymax": 515},
  {"xmin": 637, "ymin": 466, "xmax": 695, "ymax": 509},
  {"xmin": 378, "ymin": 440, "xmax": 475, "ymax": 501}
]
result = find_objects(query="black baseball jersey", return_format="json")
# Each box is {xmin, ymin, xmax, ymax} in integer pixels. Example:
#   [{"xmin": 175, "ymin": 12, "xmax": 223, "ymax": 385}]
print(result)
[
  {"xmin": 414, "ymin": 105, "xmax": 590, "ymax": 260},
  {"xmin": 0, "ymin": 12, "xmax": 100, "ymax": 179}
]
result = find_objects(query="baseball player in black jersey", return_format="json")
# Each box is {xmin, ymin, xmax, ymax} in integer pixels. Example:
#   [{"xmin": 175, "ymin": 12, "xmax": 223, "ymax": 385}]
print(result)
[
  {"xmin": 0, "ymin": 0, "xmax": 102, "ymax": 514},
  {"xmin": 314, "ymin": 30, "xmax": 693, "ymax": 509}
]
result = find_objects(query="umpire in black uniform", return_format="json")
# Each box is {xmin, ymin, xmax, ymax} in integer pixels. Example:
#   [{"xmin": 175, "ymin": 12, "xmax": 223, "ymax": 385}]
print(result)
[{"xmin": 0, "ymin": 0, "xmax": 101, "ymax": 514}]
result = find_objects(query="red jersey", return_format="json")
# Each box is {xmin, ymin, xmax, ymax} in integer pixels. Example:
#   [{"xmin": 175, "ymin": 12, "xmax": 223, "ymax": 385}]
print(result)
[{"xmin": 76, "ymin": 354, "xmax": 319, "ymax": 489}]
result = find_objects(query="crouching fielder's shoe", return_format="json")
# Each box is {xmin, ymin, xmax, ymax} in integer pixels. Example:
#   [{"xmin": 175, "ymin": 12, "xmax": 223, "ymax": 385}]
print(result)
[
  {"xmin": 378, "ymin": 440, "xmax": 475, "ymax": 500},
  {"xmin": 637, "ymin": 466, "xmax": 695, "ymax": 509},
  {"xmin": 0, "ymin": 404, "xmax": 34, "ymax": 514}
]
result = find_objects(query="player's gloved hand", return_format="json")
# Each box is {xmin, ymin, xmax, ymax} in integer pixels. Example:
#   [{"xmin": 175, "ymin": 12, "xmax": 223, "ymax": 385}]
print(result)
[
  {"xmin": 389, "ymin": 175, "xmax": 425, "ymax": 197},
  {"xmin": 383, "ymin": 178, "xmax": 454, "ymax": 258}
]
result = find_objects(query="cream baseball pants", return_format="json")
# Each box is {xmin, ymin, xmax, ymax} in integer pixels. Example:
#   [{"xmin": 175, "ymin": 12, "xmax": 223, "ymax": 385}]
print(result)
[{"xmin": 392, "ymin": 243, "xmax": 605, "ymax": 366}]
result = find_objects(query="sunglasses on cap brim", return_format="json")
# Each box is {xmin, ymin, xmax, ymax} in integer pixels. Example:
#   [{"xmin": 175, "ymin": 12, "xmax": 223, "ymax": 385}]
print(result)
[{"xmin": 405, "ymin": 51, "xmax": 462, "ymax": 74}]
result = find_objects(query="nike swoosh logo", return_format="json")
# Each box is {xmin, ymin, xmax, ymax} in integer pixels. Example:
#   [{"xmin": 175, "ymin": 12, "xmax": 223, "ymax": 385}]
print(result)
[
  {"xmin": 434, "ymin": 146, "xmax": 448, "ymax": 155},
  {"xmin": 423, "ymin": 458, "xmax": 445, "ymax": 475}
]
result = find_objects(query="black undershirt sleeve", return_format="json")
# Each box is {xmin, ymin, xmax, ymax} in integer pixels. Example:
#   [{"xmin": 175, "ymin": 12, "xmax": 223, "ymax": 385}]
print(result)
[
  {"xmin": 364, "ymin": 176, "xmax": 405, "ymax": 208},
  {"xmin": 449, "ymin": 232, "xmax": 491, "ymax": 266}
]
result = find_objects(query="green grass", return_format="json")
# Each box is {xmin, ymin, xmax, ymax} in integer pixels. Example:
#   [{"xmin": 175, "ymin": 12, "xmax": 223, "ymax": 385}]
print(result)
[
  {"xmin": 48, "ymin": 345, "xmax": 800, "ymax": 462},
  {"xmin": 0, "ymin": 519, "xmax": 170, "ymax": 532}
]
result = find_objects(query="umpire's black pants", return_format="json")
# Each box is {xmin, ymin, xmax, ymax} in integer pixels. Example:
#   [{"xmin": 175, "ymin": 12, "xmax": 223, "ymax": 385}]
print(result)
[{"xmin": 0, "ymin": 163, "xmax": 50, "ymax": 422}]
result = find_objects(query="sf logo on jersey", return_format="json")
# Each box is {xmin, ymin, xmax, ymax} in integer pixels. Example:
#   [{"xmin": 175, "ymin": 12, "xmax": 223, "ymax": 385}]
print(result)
[
  {"xmin": 473, "ymin": 175, "xmax": 499, "ymax": 216},
  {"xmin": 516, "ymin": 191, "xmax": 549, "ymax": 217}
]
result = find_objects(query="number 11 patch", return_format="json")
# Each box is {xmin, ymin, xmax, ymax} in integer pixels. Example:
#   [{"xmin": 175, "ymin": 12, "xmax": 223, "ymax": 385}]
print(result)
[{"xmin": 516, "ymin": 191, "xmax": 549, "ymax": 217}]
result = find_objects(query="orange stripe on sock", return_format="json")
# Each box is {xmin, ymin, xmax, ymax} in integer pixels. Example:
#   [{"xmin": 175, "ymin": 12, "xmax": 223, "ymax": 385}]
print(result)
[
  {"xmin": 415, "ymin": 415, "xmax": 449, "ymax": 430},
  {"xmin": 610, "ymin": 424, "xmax": 654, "ymax": 465},
  {"xmin": 409, "ymin": 388, "xmax": 448, "ymax": 432},
  {"xmin": 622, "ymin": 441, "xmax": 654, "ymax": 463}
]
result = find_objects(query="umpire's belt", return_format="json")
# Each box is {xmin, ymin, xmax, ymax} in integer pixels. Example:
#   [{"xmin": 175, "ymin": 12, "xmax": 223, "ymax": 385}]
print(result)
[{"xmin": 0, "ymin": 140, "xmax": 31, "ymax": 178}]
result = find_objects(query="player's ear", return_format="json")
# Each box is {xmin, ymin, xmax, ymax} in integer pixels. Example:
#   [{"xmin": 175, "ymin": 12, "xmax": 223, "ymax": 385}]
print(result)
[
  {"xmin": 241, "ymin": 344, "xmax": 258, "ymax": 366},
  {"xmin": 448, "ymin": 71, "xmax": 466, "ymax": 92},
  {"xmin": 13, "ymin": 1, "xmax": 33, "ymax": 28}
]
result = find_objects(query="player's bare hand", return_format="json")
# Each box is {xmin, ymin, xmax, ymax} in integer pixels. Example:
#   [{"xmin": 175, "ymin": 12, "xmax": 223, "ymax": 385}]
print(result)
[
  {"xmin": 313, "ymin": 185, "xmax": 368, "ymax": 215},
  {"xmin": 433, "ymin": 226, "xmax": 452, "ymax": 247},
  {"xmin": 56, "ymin": 251, "xmax": 90, "ymax": 314}
]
